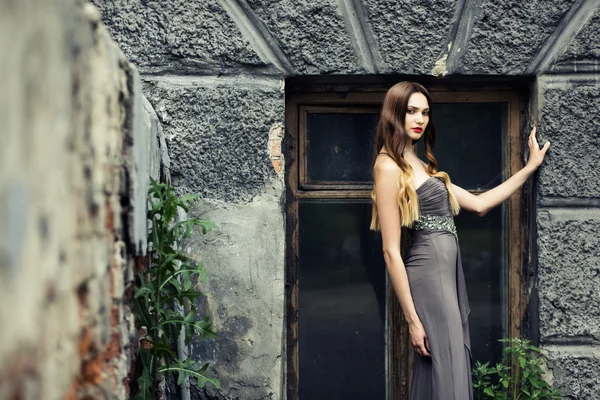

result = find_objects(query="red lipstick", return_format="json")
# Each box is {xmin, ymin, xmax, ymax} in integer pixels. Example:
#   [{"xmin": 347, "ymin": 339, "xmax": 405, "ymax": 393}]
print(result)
[{"xmin": 412, "ymin": 127, "xmax": 423, "ymax": 133}]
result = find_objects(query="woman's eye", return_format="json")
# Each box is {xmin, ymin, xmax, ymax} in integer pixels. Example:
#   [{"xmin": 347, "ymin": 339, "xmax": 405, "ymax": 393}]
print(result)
[
  {"xmin": 407, "ymin": 109, "xmax": 414, "ymax": 114},
  {"xmin": 423, "ymin": 112, "xmax": 429, "ymax": 116}
]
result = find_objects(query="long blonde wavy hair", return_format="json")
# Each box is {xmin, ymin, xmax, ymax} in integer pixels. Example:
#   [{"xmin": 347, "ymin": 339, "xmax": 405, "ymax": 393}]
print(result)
[{"xmin": 370, "ymin": 82, "xmax": 460, "ymax": 231}]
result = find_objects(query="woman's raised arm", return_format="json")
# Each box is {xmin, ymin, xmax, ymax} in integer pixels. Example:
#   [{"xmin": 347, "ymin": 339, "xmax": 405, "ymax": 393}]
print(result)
[{"xmin": 451, "ymin": 126, "xmax": 550, "ymax": 216}]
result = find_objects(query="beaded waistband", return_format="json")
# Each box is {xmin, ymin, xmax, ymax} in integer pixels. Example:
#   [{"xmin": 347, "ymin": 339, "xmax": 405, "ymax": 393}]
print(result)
[{"xmin": 411, "ymin": 215, "xmax": 457, "ymax": 238}]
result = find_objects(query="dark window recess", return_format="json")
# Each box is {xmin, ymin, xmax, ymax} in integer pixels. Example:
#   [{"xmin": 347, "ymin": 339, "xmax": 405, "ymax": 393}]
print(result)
[
  {"xmin": 418, "ymin": 102, "xmax": 507, "ymax": 190},
  {"xmin": 306, "ymin": 112, "xmax": 379, "ymax": 183},
  {"xmin": 299, "ymin": 199, "xmax": 386, "ymax": 400},
  {"xmin": 305, "ymin": 103, "xmax": 506, "ymax": 190}
]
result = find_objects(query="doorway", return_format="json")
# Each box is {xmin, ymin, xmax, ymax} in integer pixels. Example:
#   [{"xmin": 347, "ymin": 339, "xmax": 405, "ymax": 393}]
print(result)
[{"xmin": 285, "ymin": 82, "xmax": 526, "ymax": 399}]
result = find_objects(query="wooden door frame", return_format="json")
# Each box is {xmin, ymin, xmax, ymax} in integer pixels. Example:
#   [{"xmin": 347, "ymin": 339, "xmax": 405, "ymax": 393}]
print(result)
[{"xmin": 284, "ymin": 87, "xmax": 525, "ymax": 400}]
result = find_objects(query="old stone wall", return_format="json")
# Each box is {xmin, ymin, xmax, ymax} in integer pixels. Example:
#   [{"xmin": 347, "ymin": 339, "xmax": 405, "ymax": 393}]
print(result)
[
  {"xmin": 0, "ymin": 0, "xmax": 165, "ymax": 398},
  {"xmin": 92, "ymin": 0, "xmax": 600, "ymax": 398},
  {"xmin": 535, "ymin": 77, "xmax": 600, "ymax": 398}
]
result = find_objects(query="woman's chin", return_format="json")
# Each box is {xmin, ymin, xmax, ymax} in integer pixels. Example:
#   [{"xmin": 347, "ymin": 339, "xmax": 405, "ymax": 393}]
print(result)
[{"xmin": 407, "ymin": 133, "xmax": 423, "ymax": 142}]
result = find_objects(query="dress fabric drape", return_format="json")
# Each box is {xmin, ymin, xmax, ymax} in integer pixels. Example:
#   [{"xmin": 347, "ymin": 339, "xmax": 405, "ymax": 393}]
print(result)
[{"xmin": 404, "ymin": 177, "xmax": 473, "ymax": 400}]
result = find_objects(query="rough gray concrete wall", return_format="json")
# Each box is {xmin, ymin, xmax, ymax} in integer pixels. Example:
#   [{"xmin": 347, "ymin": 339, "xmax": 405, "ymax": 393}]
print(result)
[
  {"xmin": 535, "ymin": 77, "xmax": 600, "ymax": 399},
  {"xmin": 90, "ymin": 0, "xmax": 271, "ymax": 75},
  {"xmin": 246, "ymin": 0, "xmax": 362, "ymax": 74},
  {"xmin": 363, "ymin": 0, "xmax": 455, "ymax": 74},
  {"xmin": 185, "ymin": 180, "xmax": 285, "ymax": 400},
  {"xmin": 94, "ymin": 0, "xmax": 600, "ymax": 77},
  {"xmin": 142, "ymin": 77, "xmax": 285, "ymax": 202},
  {"xmin": 141, "ymin": 75, "xmax": 286, "ymax": 399},
  {"xmin": 458, "ymin": 0, "xmax": 574, "ymax": 74},
  {"xmin": 557, "ymin": 6, "xmax": 600, "ymax": 63},
  {"xmin": 0, "ymin": 0, "xmax": 163, "ymax": 398},
  {"xmin": 546, "ymin": 346, "xmax": 600, "ymax": 399},
  {"xmin": 141, "ymin": 74, "xmax": 286, "ymax": 398},
  {"xmin": 537, "ymin": 210, "xmax": 599, "ymax": 339},
  {"xmin": 92, "ymin": 0, "xmax": 600, "ymax": 398},
  {"xmin": 537, "ymin": 84, "xmax": 600, "ymax": 199}
]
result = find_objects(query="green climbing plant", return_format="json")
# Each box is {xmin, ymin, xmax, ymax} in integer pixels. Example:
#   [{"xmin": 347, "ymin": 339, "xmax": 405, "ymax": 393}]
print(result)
[
  {"xmin": 134, "ymin": 178, "xmax": 220, "ymax": 399},
  {"xmin": 473, "ymin": 338, "xmax": 560, "ymax": 400}
]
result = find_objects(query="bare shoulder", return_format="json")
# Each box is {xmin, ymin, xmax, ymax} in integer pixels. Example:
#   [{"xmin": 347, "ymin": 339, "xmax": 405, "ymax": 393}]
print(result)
[
  {"xmin": 374, "ymin": 154, "xmax": 399, "ymax": 172},
  {"xmin": 374, "ymin": 154, "xmax": 400, "ymax": 181}
]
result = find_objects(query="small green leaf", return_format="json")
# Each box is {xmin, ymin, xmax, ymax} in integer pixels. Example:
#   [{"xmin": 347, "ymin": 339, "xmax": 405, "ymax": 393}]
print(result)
[
  {"xmin": 158, "ymin": 359, "xmax": 220, "ymax": 389},
  {"xmin": 134, "ymin": 364, "xmax": 153, "ymax": 400}
]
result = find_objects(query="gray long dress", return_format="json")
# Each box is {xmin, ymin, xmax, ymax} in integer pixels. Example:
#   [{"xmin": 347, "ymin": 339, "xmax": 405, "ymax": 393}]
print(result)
[{"xmin": 404, "ymin": 176, "xmax": 473, "ymax": 400}]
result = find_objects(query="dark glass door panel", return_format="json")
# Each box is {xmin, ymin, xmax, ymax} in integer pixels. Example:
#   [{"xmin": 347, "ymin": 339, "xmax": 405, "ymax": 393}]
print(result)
[
  {"xmin": 454, "ymin": 206, "xmax": 506, "ymax": 367},
  {"xmin": 299, "ymin": 200, "xmax": 386, "ymax": 400},
  {"xmin": 306, "ymin": 112, "xmax": 379, "ymax": 183},
  {"xmin": 419, "ymin": 102, "xmax": 507, "ymax": 190}
]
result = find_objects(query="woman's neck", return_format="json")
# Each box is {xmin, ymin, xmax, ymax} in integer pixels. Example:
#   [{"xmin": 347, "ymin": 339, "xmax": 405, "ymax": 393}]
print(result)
[{"xmin": 403, "ymin": 144, "xmax": 416, "ymax": 156}]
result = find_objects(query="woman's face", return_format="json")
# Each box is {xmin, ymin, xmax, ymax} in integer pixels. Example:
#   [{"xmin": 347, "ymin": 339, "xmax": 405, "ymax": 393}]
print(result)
[{"xmin": 404, "ymin": 92, "xmax": 430, "ymax": 143}]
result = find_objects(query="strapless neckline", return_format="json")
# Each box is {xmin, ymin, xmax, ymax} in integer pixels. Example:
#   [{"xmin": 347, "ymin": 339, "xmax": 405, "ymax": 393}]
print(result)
[{"xmin": 415, "ymin": 176, "xmax": 437, "ymax": 193}]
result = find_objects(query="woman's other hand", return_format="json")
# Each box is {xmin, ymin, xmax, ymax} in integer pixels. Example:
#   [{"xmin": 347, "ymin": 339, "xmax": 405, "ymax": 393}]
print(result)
[
  {"xmin": 526, "ymin": 126, "xmax": 551, "ymax": 170},
  {"xmin": 409, "ymin": 320, "xmax": 431, "ymax": 357}
]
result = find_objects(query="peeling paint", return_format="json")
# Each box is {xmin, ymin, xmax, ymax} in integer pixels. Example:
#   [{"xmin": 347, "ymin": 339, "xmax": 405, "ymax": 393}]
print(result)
[
  {"xmin": 431, "ymin": 52, "xmax": 449, "ymax": 77},
  {"xmin": 268, "ymin": 123, "xmax": 285, "ymax": 178}
]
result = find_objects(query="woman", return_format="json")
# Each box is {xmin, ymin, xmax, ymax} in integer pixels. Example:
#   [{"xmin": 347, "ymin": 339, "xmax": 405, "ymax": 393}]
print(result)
[{"xmin": 370, "ymin": 81, "xmax": 550, "ymax": 399}]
